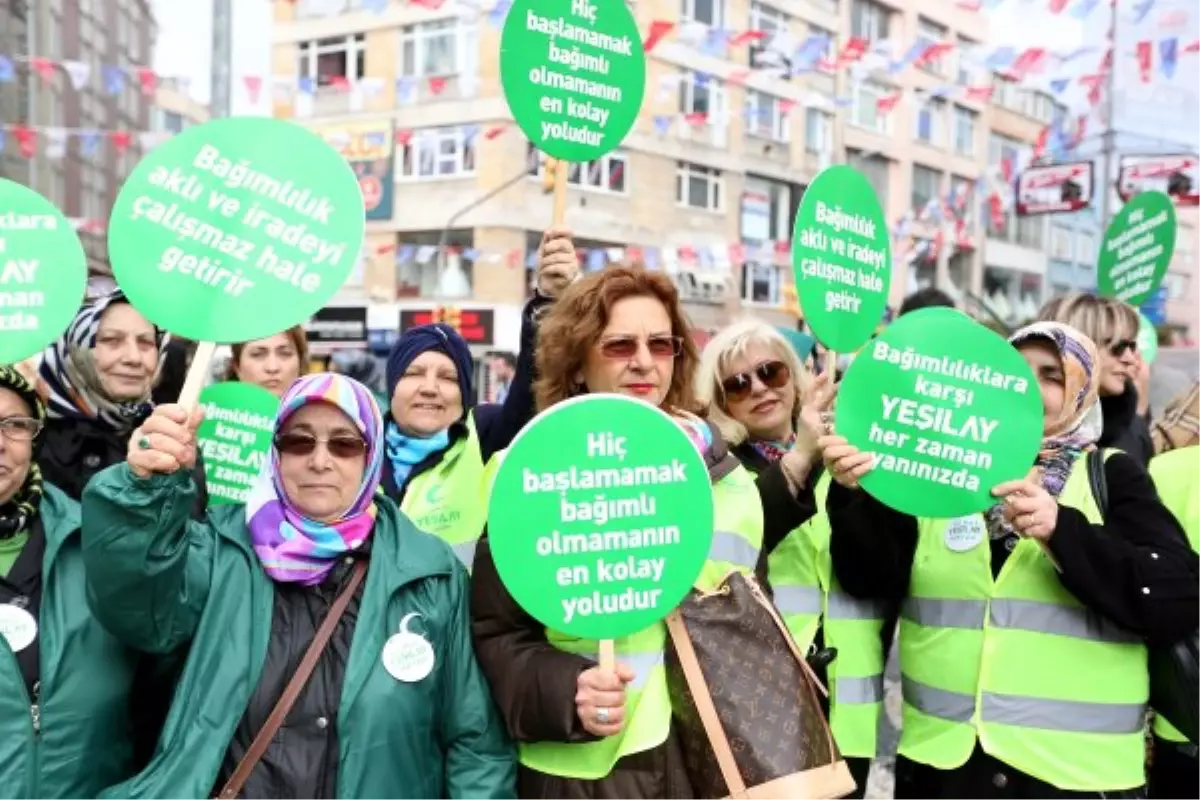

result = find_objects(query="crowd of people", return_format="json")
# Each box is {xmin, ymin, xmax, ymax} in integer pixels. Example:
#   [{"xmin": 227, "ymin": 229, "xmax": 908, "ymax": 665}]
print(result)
[{"xmin": 0, "ymin": 226, "xmax": 1196, "ymax": 799}]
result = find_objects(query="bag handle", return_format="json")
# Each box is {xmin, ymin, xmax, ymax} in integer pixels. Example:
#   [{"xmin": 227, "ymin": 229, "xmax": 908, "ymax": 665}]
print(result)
[
  {"xmin": 215, "ymin": 559, "xmax": 368, "ymax": 800},
  {"xmin": 665, "ymin": 610, "xmax": 748, "ymax": 799}
]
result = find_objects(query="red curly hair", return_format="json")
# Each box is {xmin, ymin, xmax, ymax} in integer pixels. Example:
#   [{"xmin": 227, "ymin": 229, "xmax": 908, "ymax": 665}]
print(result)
[{"xmin": 534, "ymin": 264, "xmax": 703, "ymax": 415}]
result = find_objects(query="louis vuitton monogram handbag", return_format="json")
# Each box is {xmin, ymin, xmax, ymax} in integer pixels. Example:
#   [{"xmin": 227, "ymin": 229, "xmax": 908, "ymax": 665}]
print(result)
[{"xmin": 665, "ymin": 570, "xmax": 857, "ymax": 800}]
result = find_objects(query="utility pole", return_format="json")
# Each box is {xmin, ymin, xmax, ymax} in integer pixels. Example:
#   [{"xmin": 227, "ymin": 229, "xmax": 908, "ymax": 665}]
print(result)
[
  {"xmin": 211, "ymin": 0, "xmax": 233, "ymax": 117},
  {"xmin": 1098, "ymin": 0, "xmax": 1119, "ymax": 231}
]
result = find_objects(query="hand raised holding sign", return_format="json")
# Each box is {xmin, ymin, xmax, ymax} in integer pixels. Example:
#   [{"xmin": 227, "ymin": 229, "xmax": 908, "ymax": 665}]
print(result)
[
  {"xmin": 129, "ymin": 404, "xmax": 205, "ymax": 478},
  {"xmin": 992, "ymin": 474, "xmax": 1059, "ymax": 542},
  {"xmin": 537, "ymin": 227, "xmax": 579, "ymax": 298},
  {"xmin": 576, "ymin": 663, "xmax": 635, "ymax": 737},
  {"xmin": 817, "ymin": 435, "xmax": 875, "ymax": 491}
]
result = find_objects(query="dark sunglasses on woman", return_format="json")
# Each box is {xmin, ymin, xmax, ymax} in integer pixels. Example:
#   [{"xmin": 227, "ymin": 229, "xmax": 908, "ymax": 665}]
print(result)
[
  {"xmin": 721, "ymin": 360, "xmax": 791, "ymax": 402},
  {"xmin": 598, "ymin": 335, "xmax": 683, "ymax": 360},
  {"xmin": 274, "ymin": 432, "xmax": 367, "ymax": 459},
  {"xmin": 1108, "ymin": 338, "xmax": 1138, "ymax": 357}
]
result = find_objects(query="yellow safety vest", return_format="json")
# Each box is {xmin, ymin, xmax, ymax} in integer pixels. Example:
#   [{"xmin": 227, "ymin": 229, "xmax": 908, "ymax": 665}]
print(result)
[
  {"xmin": 899, "ymin": 452, "xmax": 1148, "ymax": 791},
  {"xmin": 519, "ymin": 462, "xmax": 764, "ymax": 780},
  {"xmin": 1148, "ymin": 447, "xmax": 1199, "ymax": 743},
  {"xmin": 401, "ymin": 414, "xmax": 487, "ymax": 569}
]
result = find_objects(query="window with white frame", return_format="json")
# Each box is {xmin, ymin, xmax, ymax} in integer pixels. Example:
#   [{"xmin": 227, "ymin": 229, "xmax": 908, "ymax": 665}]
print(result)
[
  {"xmin": 399, "ymin": 127, "xmax": 476, "ymax": 179},
  {"xmin": 850, "ymin": 80, "xmax": 891, "ymax": 134},
  {"xmin": 911, "ymin": 165, "xmax": 942, "ymax": 214},
  {"xmin": 679, "ymin": 71, "xmax": 725, "ymax": 116},
  {"xmin": 914, "ymin": 98, "xmax": 945, "ymax": 147},
  {"xmin": 804, "ymin": 108, "xmax": 833, "ymax": 161},
  {"xmin": 956, "ymin": 36, "xmax": 977, "ymax": 86},
  {"xmin": 848, "ymin": 149, "xmax": 890, "ymax": 200},
  {"xmin": 749, "ymin": 1, "xmax": 788, "ymax": 34},
  {"xmin": 1050, "ymin": 226, "xmax": 1073, "ymax": 260},
  {"xmin": 677, "ymin": 162, "xmax": 723, "ymax": 211},
  {"xmin": 296, "ymin": 0, "xmax": 350, "ymax": 17},
  {"xmin": 916, "ymin": 17, "xmax": 948, "ymax": 75},
  {"xmin": 741, "ymin": 263, "xmax": 783, "ymax": 304},
  {"xmin": 682, "ymin": 0, "xmax": 725, "ymax": 27},
  {"xmin": 527, "ymin": 143, "xmax": 628, "ymax": 193},
  {"xmin": 850, "ymin": 0, "xmax": 890, "ymax": 42},
  {"xmin": 953, "ymin": 105, "xmax": 977, "ymax": 156},
  {"xmin": 745, "ymin": 90, "xmax": 790, "ymax": 142},
  {"xmin": 298, "ymin": 34, "xmax": 366, "ymax": 87},
  {"xmin": 400, "ymin": 19, "xmax": 477, "ymax": 79},
  {"xmin": 1077, "ymin": 230, "xmax": 1096, "ymax": 264}
]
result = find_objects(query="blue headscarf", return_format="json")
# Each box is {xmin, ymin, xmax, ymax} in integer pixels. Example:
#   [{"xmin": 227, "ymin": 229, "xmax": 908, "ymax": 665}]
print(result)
[{"xmin": 383, "ymin": 323, "xmax": 475, "ymax": 490}]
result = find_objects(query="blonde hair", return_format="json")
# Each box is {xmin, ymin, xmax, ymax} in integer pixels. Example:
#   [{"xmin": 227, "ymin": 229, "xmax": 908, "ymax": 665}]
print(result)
[
  {"xmin": 1037, "ymin": 292, "xmax": 1138, "ymax": 349},
  {"xmin": 695, "ymin": 319, "xmax": 812, "ymax": 447}
]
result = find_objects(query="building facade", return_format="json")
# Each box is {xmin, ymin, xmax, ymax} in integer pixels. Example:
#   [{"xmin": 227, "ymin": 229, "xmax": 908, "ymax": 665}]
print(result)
[
  {"xmin": 271, "ymin": 0, "xmax": 1056, "ymax": 340},
  {"xmin": 0, "ymin": 0, "xmax": 157, "ymax": 277}
]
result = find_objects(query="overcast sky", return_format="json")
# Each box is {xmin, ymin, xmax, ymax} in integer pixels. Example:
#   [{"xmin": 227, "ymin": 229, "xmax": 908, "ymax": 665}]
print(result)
[{"xmin": 149, "ymin": 0, "xmax": 1095, "ymax": 115}]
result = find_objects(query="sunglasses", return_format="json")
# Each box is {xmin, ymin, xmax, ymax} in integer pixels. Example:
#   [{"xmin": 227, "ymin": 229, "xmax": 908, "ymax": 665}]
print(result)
[
  {"xmin": 274, "ymin": 432, "xmax": 368, "ymax": 459},
  {"xmin": 721, "ymin": 360, "xmax": 791, "ymax": 402},
  {"xmin": 0, "ymin": 417, "xmax": 42, "ymax": 442},
  {"xmin": 1107, "ymin": 338, "xmax": 1137, "ymax": 357},
  {"xmin": 598, "ymin": 335, "xmax": 683, "ymax": 361}
]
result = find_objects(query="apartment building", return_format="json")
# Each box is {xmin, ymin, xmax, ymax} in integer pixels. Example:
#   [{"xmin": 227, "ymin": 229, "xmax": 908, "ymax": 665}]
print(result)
[
  {"xmin": 0, "ymin": 0, "xmax": 157, "ymax": 278},
  {"xmin": 272, "ymin": 0, "xmax": 1063, "ymax": 341},
  {"xmin": 153, "ymin": 77, "xmax": 210, "ymax": 133}
]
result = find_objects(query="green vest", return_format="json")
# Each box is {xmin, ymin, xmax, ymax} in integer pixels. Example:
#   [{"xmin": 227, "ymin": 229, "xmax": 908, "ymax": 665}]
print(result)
[
  {"xmin": 768, "ymin": 473, "xmax": 886, "ymax": 759},
  {"xmin": 400, "ymin": 415, "xmax": 487, "ymax": 569},
  {"xmin": 518, "ymin": 462, "xmax": 764, "ymax": 780},
  {"xmin": 899, "ymin": 453, "xmax": 1148, "ymax": 791},
  {"xmin": 1149, "ymin": 447, "xmax": 1199, "ymax": 743}
]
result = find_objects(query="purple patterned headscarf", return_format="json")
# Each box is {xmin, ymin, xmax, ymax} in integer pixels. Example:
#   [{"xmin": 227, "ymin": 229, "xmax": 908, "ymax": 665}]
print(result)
[{"xmin": 246, "ymin": 373, "xmax": 385, "ymax": 585}]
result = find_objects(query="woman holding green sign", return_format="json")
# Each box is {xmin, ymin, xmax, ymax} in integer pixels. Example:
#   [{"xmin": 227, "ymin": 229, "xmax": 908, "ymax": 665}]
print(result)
[
  {"xmin": 80, "ymin": 372, "xmax": 515, "ymax": 798},
  {"xmin": 380, "ymin": 228, "xmax": 575, "ymax": 568},
  {"xmin": 471, "ymin": 266, "xmax": 824, "ymax": 798},
  {"xmin": 819, "ymin": 321, "xmax": 1198, "ymax": 798},
  {"xmin": 0, "ymin": 365, "xmax": 146, "ymax": 797}
]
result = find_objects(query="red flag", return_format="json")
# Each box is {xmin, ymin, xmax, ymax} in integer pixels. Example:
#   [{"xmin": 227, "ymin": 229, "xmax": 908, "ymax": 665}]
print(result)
[
  {"xmin": 29, "ymin": 57, "xmax": 56, "ymax": 83},
  {"xmin": 677, "ymin": 246, "xmax": 697, "ymax": 264},
  {"xmin": 1000, "ymin": 158, "xmax": 1013, "ymax": 184},
  {"xmin": 1183, "ymin": 40, "xmax": 1200, "ymax": 54},
  {"xmin": 1071, "ymin": 114, "xmax": 1088, "ymax": 148},
  {"xmin": 965, "ymin": 85, "xmax": 994, "ymax": 102},
  {"xmin": 728, "ymin": 243, "xmax": 745, "ymax": 264},
  {"xmin": 726, "ymin": 69, "xmax": 751, "ymax": 85},
  {"xmin": 328, "ymin": 75, "xmax": 350, "ymax": 92},
  {"xmin": 1033, "ymin": 125, "xmax": 1049, "ymax": 158},
  {"xmin": 988, "ymin": 193, "xmax": 1005, "ymax": 231},
  {"xmin": 1136, "ymin": 40, "xmax": 1152, "ymax": 82},
  {"xmin": 12, "ymin": 126, "xmax": 36, "ymax": 159},
  {"xmin": 411, "ymin": 0, "xmax": 447, "ymax": 8},
  {"xmin": 838, "ymin": 37, "xmax": 868, "ymax": 66},
  {"xmin": 683, "ymin": 112, "xmax": 707, "ymax": 126},
  {"xmin": 1005, "ymin": 48, "xmax": 1048, "ymax": 80},
  {"xmin": 428, "ymin": 77, "xmax": 447, "ymax": 95},
  {"xmin": 394, "ymin": 129, "xmax": 413, "ymax": 146},
  {"xmin": 779, "ymin": 98, "xmax": 797, "ymax": 113},
  {"xmin": 626, "ymin": 245, "xmax": 644, "ymax": 263},
  {"xmin": 643, "ymin": 21, "xmax": 674, "ymax": 53},
  {"xmin": 915, "ymin": 41, "xmax": 954, "ymax": 68},
  {"xmin": 505, "ymin": 248, "xmax": 521, "ymax": 270},
  {"xmin": 483, "ymin": 124, "xmax": 507, "ymax": 140},
  {"xmin": 876, "ymin": 92, "xmax": 902, "ymax": 114},
  {"xmin": 110, "ymin": 130, "xmax": 133, "ymax": 154},
  {"xmin": 730, "ymin": 30, "xmax": 766, "ymax": 47},
  {"xmin": 135, "ymin": 67, "xmax": 158, "ymax": 95},
  {"xmin": 1049, "ymin": 0, "xmax": 1069, "ymax": 13},
  {"xmin": 243, "ymin": 75, "xmax": 263, "ymax": 104}
]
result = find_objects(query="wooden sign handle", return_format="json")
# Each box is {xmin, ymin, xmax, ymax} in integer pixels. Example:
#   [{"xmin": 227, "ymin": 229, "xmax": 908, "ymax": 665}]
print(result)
[
  {"xmin": 177, "ymin": 341, "xmax": 217, "ymax": 409},
  {"xmin": 552, "ymin": 162, "xmax": 568, "ymax": 225},
  {"xmin": 599, "ymin": 639, "xmax": 615, "ymax": 672}
]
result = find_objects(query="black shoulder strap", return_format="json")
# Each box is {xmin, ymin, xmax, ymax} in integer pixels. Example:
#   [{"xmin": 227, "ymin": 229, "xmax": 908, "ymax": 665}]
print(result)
[{"xmin": 1086, "ymin": 448, "xmax": 1108, "ymax": 519}]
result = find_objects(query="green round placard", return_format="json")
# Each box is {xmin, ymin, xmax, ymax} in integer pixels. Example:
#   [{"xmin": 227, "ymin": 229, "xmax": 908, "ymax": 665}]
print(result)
[
  {"xmin": 500, "ymin": 0, "xmax": 645, "ymax": 163},
  {"xmin": 1136, "ymin": 311, "xmax": 1159, "ymax": 365},
  {"xmin": 0, "ymin": 179, "xmax": 88, "ymax": 364},
  {"xmin": 196, "ymin": 381, "xmax": 280, "ymax": 505},
  {"xmin": 791, "ymin": 165, "xmax": 892, "ymax": 353},
  {"xmin": 487, "ymin": 395, "xmax": 713, "ymax": 640},
  {"xmin": 1097, "ymin": 190, "xmax": 1176, "ymax": 306},
  {"xmin": 835, "ymin": 307, "xmax": 1043, "ymax": 518},
  {"xmin": 107, "ymin": 117, "xmax": 365, "ymax": 343}
]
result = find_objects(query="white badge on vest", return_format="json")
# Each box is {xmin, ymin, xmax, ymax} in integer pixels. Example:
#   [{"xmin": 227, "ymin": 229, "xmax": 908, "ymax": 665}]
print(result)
[
  {"xmin": 944, "ymin": 515, "xmax": 986, "ymax": 552},
  {"xmin": 382, "ymin": 612, "xmax": 435, "ymax": 682},
  {"xmin": 0, "ymin": 604, "xmax": 37, "ymax": 652}
]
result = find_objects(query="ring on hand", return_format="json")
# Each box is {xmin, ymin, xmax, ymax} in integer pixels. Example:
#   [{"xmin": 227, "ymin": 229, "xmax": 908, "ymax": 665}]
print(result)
[
  {"xmin": 137, "ymin": 435, "xmax": 152, "ymax": 450},
  {"xmin": 595, "ymin": 706, "xmax": 611, "ymax": 725}
]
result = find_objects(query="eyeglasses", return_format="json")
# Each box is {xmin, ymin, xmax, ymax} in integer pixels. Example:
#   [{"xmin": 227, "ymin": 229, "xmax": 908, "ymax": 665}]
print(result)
[
  {"xmin": 721, "ymin": 360, "xmax": 791, "ymax": 402},
  {"xmin": 1107, "ymin": 338, "xmax": 1137, "ymax": 357},
  {"xmin": 274, "ymin": 432, "xmax": 368, "ymax": 459},
  {"xmin": 0, "ymin": 417, "xmax": 42, "ymax": 442},
  {"xmin": 598, "ymin": 335, "xmax": 683, "ymax": 361}
]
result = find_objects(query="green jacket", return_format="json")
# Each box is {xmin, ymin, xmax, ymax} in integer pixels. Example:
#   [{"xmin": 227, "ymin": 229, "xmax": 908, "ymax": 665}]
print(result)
[
  {"xmin": 0, "ymin": 483, "xmax": 141, "ymax": 799},
  {"xmin": 82, "ymin": 465, "xmax": 516, "ymax": 799}
]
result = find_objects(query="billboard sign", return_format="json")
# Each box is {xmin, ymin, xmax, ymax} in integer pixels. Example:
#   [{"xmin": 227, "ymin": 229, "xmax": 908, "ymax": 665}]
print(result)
[{"xmin": 1016, "ymin": 161, "xmax": 1094, "ymax": 216}]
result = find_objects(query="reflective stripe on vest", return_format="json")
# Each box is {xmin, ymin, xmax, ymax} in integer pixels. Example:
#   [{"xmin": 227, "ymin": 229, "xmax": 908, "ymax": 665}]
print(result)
[
  {"xmin": 519, "ymin": 461, "xmax": 764, "ymax": 779},
  {"xmin": 767, "ymin": 468, "xmax": 825, "ymax": 655},
  {"xmin": 1149, "ymin": 447, "xmax": 1199, "ymax": 743},
  {"xmin": 401, "ymin": 413, "xmax": 487, "ymax": 570},
  {"xmin": 899, "ymin": 452, "xmax": 1148, "ymax": 791}
]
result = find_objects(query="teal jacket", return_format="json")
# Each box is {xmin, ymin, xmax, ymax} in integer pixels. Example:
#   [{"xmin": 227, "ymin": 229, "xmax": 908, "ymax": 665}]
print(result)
[
  {"xmin": 0, "ymin": 483, "xmax": 141, "ymax": 798},
  {"xmin": 81, "ymin": 465, "xmax": 516, "ymax": 799}
]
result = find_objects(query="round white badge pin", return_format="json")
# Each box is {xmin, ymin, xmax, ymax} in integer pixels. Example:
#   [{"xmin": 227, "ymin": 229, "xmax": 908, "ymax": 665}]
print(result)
[
  {"xmin": 944, "ymin": 515, "xmax": 986, "ymax": 553},
  {"xmin": 382, "ymin": 612, "xmax": 435, "ymax": 683},
  {"xmin": 0, "ymin": 604, "xmax": 38, "ymax": 652}
]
